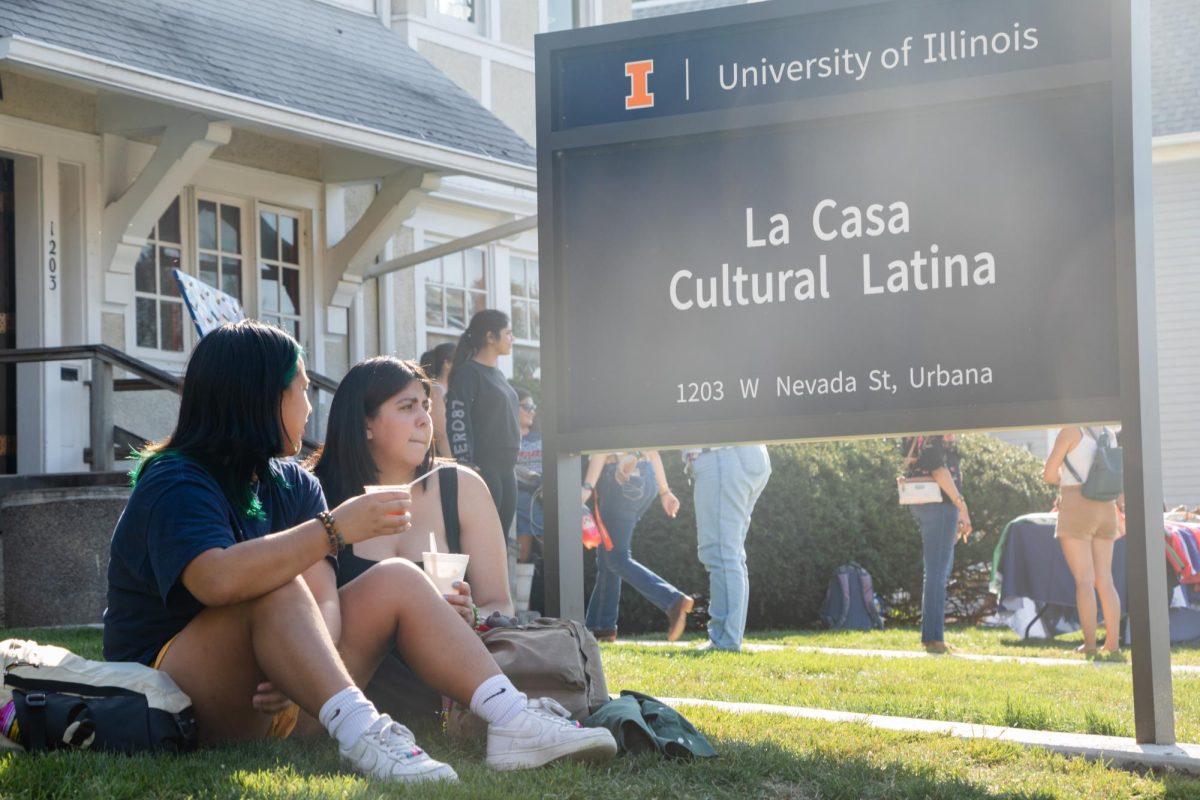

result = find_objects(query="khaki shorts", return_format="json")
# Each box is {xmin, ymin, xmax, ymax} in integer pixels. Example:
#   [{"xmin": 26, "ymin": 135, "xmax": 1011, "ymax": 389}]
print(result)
[
  {"xmin": 153, "ymin": 635, "xmax": 299, "ymax": 739},
  {"xmin": 1056, "ymin": 485, "xmax": 1118, "ymax": 541}
]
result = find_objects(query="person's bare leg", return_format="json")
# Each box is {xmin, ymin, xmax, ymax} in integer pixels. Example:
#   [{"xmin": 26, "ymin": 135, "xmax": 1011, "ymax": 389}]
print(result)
[
  {"xmin": 339, "ymin": 559, "xmax": 618, "ymax": 772},
  {"xmin": 1091, "ymin": 538, "xmax": 1122, "ymax": 652},
  {"xmin": 159, "ymin": 576, "xmax": 354, "ymax": 744},
  {"xmin": 1059, "ymin": 537, "xmax": 1098, "ymax": 651},
  {"xmin": 336, "ymin": 559, "xmax": 501, "ymax": 703}
]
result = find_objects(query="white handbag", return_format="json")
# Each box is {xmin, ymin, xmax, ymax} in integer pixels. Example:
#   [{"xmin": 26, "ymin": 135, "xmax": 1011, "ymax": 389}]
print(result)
[
  {"xmin": 897, "ymin": 476, "xmax": 943, "ymax": 505},
  {"xmin": 897, "ymin": 437, "xmax": 943, "ymax": 505}
]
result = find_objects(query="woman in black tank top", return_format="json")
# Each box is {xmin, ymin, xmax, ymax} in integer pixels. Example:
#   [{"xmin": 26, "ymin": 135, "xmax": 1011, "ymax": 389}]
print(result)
[{"xmin": 308, "ymin": 357, "xmax": 514, "ymax": 626}]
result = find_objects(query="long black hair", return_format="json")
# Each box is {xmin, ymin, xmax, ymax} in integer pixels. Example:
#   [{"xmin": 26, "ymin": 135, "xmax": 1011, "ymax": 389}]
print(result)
[
  {"xmin": 419, "ymin": 342, "xmax": 456, "ymax": 381},
  {"xmin": 451, "ymin": 309, "xmax": 508, "ymax": 368},
  {"xmin": 307, "ymin": 356, "xmax": 435, "ymax": 508},
  {"xmin": 131, "ymin": 320, "xmax": 303, "ymax": 519}
]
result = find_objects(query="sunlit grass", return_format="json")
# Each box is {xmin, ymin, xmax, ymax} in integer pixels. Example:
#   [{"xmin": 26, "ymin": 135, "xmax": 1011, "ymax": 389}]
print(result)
[{"xmin": 2, "ymin": 626, "xmax": 1198, "ymax": 799}]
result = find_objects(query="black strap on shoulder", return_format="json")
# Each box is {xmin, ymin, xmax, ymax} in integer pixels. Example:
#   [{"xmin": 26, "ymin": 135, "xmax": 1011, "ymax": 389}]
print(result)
[
  {"xmin": 439, "ymin": 467, "xmax": 462, "ymax": 553},
  {"xmin": 1062, "ymin": 429, "xmax": 1086, "ymax": 483}
]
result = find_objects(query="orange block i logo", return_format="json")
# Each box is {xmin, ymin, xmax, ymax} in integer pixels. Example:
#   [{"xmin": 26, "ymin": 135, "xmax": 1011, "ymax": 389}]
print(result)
[{"xmin": 625, "ymin": 60, "xmax": 655, "ymax": 110}]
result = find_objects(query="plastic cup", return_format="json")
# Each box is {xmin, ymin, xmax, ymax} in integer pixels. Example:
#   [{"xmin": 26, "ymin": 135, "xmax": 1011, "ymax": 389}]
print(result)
[
  {"xmin": 423, "ymin": 551, "xmax": 469, "ymax": 594},
  {"xmin": 364, "ymin": 484, "xmax": 409, "ymax": 515},
  {"xmin": 513, "ymin": 563, "xmax": 536, "ymax": 612}
]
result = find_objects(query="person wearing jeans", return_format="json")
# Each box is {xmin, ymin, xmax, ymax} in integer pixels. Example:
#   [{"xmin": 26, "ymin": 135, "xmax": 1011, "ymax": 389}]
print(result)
[
  {"xmin": 901, "ymin": 434, "xmax": 971, "ymax": 654},
  {"xmin": 911, "ymin": 502, "xmax": 960, "ymax": 647},
  {"xmin": 583, "ymin": 452, "xmax": 693, "ymax": 642},
  {"xmin": 688, "ymin": 445, "xmax": 772, "ymax": 652}
]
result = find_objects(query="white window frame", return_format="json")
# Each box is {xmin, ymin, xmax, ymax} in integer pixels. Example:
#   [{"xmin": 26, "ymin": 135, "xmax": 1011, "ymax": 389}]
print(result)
[
  {"xmin": 128, "ymin": 193, "xmax": 192, "ymax": 364},
  {"xmin": 194, "ymin": 191, "xmax": 249, "ymax": 312},
  {"xmin": 507, "ymin": 251, "xmax": 539, "ymax": 341},
  {"xmin": 429, "ymin": 0, "xmax": 487, "ymax": 35},
  {"xmin": 255, "ymin": 202, "xmax": 309, "ymax": 347},
  {"xmin": 542, "ymin": 0, "xmax": 592, "ymax": 31},
  {"xmin": 507, "ymin": 252, "xmax": 540, "ymax": 381},
  {"xmin": 420, "ymin": 236, "xmax": 490, "ymax": 341},
  {"xmin": 311, "ymin": 0, "xmax": 377, "ymax": 14}
]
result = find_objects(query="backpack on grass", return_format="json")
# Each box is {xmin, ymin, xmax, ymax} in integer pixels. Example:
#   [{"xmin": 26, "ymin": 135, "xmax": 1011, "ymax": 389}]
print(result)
[
  {"xmin": 0, "ymin": 639, "xmax": 198, "ymax": 754},
  {"xmin": 819, "ymin": 563, "xmax": 884, "ymax": 631},
  {"xmin": 445, "ymin": 618, "xmax": 609, "ymax": 739}
]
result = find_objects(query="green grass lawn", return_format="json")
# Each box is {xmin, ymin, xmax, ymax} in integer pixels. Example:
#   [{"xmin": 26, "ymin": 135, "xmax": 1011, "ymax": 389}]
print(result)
[
  {"xmin": 3, "ymin": 625, "xmax": 1200, "ymax": 799},
  {"xmin": 603, "ymin": 642, "xmax": 1200, "ymax": 740}
]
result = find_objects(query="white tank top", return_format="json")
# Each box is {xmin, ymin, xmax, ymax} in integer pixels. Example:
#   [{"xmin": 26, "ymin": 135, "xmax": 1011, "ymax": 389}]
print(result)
[{"xmin": 1060, "ymin": 428, "xmax": 1100, "ymax": 486}]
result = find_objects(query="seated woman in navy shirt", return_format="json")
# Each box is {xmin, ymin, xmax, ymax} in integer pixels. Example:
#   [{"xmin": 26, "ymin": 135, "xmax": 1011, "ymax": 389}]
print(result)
[{"xmin": 103, "ymin": 321, "xmax": 614, "ymax": 783}]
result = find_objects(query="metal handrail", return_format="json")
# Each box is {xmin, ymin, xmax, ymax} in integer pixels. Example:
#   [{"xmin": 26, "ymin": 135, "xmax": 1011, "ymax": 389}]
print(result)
[
  {"xmin": 0, "ymin": 345, "xmax": 340, "ymax": 471},
  {"xmin": 0, "ymin": 345, "xmax": 181, "ymax": 390}
]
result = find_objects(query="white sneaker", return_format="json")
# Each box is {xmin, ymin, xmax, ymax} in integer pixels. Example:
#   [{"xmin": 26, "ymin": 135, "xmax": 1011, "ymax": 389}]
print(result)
[
  {"xmin": 486, "ymin": 698, "xmax": 617, "ymax": 771},
  {"xmin": 341, "ymin": 714, "xmax": 458, "ymax": 783}
]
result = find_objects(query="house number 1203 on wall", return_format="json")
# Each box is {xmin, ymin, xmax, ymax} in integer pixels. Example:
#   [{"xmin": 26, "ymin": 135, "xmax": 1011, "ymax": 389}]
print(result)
[{"xmin": 47, "ymin": 220, "xmax": 57, "ymax": 291}]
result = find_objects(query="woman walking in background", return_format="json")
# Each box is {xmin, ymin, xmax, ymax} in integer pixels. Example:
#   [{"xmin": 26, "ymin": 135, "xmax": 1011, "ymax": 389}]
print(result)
[
  {"xmin": 1043, "ymin": 427, "xmax": 1123, "ymax": 658},
  {"xmin": 447, "ymin": 310, "xmax": 521, "ymax": 535},
  {"xmin": 582, "ymin": 451, "xmax": 692, "ymax": 643},
  {"xmin": 419, "ymin": 342, "xmax": 456, "ymax": 458},
  {"xmin": 901, "ymin": 434, "xmax": 971, "ymax": 654}
]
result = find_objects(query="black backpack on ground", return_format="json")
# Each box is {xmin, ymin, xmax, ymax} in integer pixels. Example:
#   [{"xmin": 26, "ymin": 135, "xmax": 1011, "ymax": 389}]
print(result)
[
  {"xmin": 819, "ymin": 563, "xmax": 885, "ymax": 631},
  {"xmin": 1, "ymin": 639, "xmax": 198, "ymax": 754}
]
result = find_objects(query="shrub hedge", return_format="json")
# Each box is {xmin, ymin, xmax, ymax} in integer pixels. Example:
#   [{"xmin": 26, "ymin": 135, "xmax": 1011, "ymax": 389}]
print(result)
[{"xmin": 581, "ymin": 434, "xmax": 1057, "ymax": 635}]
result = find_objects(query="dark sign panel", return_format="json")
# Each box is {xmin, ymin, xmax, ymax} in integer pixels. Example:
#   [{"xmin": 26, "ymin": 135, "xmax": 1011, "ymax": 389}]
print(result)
[{"xmin": 536, "ymin": 0, "xmax": 1136, "ymax": 451}]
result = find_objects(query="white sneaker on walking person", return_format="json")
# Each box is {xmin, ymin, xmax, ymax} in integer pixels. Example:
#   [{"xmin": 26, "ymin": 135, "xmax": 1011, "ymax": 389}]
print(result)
[
  {"xmin": 341, "ymin": 715, "xmax": 458, "ymax": 783},
  {"xmin": 486, "ymin": 698, "xmax": 617, "ymax": 770}
]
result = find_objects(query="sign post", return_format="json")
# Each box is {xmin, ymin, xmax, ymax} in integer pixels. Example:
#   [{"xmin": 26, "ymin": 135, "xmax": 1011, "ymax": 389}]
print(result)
[{"xmin": 536, "ymin": 0, "xmax": 1170, "ymax": 743}]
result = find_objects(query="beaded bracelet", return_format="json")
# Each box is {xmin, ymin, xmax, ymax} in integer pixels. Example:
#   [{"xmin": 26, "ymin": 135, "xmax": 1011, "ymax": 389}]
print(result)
[{"xmin": 317, "ymin": 511, "xmax": 344, "ymax": 555}]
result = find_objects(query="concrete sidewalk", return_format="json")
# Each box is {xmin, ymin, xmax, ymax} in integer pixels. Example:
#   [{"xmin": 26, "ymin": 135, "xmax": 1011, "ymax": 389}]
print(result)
[
  {"xmin": 658, "ymin": 696, "xmax": 1200, "ymax": 775},
  {"xmin": 612, "ymin": 639, "xmax": 1200, "ymax": 674}
]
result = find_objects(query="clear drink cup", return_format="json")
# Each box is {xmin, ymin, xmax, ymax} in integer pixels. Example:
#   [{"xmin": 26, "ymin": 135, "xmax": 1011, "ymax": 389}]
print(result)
[
  {"xmin": 364, "ymin": 484, "xmax": 409, "ymax": 515},
  {"xmin": 422, "ymin": 552, "xmax": 469, "ymax": 594}
]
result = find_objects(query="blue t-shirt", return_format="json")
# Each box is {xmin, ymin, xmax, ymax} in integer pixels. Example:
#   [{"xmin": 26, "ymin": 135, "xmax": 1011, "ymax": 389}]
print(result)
[{"xmin": 103, "ymin": 456, "xmax": 326, "ymax": 665}]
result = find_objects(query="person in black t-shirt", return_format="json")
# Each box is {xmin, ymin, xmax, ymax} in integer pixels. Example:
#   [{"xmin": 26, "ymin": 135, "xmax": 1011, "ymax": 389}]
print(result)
[
  {"xmin": 447, "ymin": 310, "xmax": 521, "ymax": 535},
  {"xmin": 900, "ymin": 434, "xmax": 973, "ymax": 654},
  {"xmin": 419, "ymin": 342, "xmax": 456, "ymax": 459}
]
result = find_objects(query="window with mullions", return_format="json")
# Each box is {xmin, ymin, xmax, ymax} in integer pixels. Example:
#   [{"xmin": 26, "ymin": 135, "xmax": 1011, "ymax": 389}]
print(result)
[
  {"xmin": 196, "ymin": 198, "xmax": 243, "ymax": 302},
  {"xmin": 259, "ymin": 209, "xmax": 302, "ymax": 340},
  {"xmin": 546, "ymin": 0, "xmax": 577, "ymax": 31},
  {"xmin": 437, "ymin": 0, "xmax": 474, "ymax": 22},
  {"xmin": 134, "ymin": 197, "xmax": 185, "ymax": 352},
  {"xmin": 510, "ymin": 255, "xmax": 540, "ymax": 380},
  {"xmin": 424, "ymin": 247, "xmax": 487, "ymax": 334},
  {"xmin": 509, "ymin": 256, "xmax": 539, "ymax": 342}
]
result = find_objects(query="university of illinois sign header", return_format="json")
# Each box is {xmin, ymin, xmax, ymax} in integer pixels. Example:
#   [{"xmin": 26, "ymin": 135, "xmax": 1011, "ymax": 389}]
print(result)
[{"xmin": 535, "ymin": 0, "xmax": 1147, "ymax": 452}]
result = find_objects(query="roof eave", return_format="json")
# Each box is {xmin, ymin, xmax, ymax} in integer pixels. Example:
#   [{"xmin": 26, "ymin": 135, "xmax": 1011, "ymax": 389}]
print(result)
[
  {"xmin": 0, "ymin": 35, "xmax": 536, "ymax": 189},
  {"xmin": 1153, "ymin": 130, "xmax": 1200, "ymax": 163}
]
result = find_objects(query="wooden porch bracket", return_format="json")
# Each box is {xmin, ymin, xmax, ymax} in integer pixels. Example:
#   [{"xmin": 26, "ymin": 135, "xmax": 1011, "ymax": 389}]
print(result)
[
  {"xmin": 324, "ymin": 167, "xmax": 441, "ymax": 312},
  {"xmin": 101, "ymin": 115, "xmax": 232, "ymax": 276}
]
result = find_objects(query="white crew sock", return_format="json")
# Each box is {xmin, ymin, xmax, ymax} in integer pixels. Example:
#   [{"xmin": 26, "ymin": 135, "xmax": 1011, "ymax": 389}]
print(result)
[
  {"xmin": 469, "ymin": 674, "xmax": 526, "ymax": 727},
  {"xmin": 318, "ymin": 685, "xmax": 382, "ymax": 750}
]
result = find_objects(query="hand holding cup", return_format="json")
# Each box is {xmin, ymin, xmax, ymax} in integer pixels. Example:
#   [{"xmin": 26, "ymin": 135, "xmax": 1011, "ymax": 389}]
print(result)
[
  {"xmin": 332, "ymin": 487, "xmax": 412, "ymax": 544},
  {"xmin": 444, "ymin": 580, "xmax": 475, "ymax": 627}
]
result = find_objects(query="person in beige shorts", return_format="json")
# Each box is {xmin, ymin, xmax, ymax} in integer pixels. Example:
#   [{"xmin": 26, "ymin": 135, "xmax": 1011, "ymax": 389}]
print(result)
[{"xmin": 1043, "ymin": 426, "xmax": 1124, "ymax": 657}]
